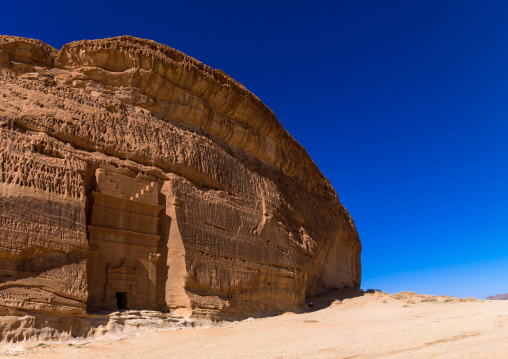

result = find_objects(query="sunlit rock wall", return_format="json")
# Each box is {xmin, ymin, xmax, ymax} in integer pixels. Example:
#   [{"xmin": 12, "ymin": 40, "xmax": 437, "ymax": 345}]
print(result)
[{"xmin": 0, "ymin": 35, "xmax": 361, "ymax": 321}]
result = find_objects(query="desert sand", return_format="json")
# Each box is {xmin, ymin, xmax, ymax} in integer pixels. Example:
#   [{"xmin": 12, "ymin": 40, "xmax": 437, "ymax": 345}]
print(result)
[{"xmin": 1, "ymin": 289, "xmax": 506, "ymax": 359}]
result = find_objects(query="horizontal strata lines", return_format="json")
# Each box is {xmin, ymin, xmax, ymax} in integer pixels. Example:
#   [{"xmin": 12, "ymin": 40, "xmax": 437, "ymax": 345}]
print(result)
[
  {"xmin": 196, "ymin": 249, "xmax": 301, "ymax": 275},
  {"xmin": 5, "ymin": 113, "xmax": 226, "ymax": 193},
  {"xmin": 0, "ymin": 283, "xmax": 87, "ymax": 303},
  {"xmin": 0, "ymin": 35, "xmax": 337, "ymax": 200},
  {"xmin": 51, "ymin": 36, "xmax": 335, "ymax": 200}
]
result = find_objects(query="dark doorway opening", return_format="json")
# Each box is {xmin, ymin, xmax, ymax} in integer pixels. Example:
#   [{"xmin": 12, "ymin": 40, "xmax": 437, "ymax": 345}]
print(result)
[{"xmin": 116, "ymin": 292, "xmax": 127, "ymax": 310}]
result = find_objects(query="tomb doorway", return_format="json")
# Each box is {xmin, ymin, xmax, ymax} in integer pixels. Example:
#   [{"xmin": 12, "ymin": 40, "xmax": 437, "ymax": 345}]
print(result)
[{"xmin": 116, "ymin": 292, "xmax": 127, "ymax": 310}]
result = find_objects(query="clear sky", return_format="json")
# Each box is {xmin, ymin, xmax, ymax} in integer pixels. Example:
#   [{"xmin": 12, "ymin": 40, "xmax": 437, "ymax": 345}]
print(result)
[{"xmin": 2, "ymin": 0, "xmax": 507, "ymax": 298}]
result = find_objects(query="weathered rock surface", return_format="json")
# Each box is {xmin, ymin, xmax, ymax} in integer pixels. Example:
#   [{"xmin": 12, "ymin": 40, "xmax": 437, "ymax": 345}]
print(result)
[
  {"xmin": 0, "ymin": 35, "xmax": 361, "ymax": 339},
  {"xmin": 486, "ymin": 293, "xmax": 508, "ymax": 300}
]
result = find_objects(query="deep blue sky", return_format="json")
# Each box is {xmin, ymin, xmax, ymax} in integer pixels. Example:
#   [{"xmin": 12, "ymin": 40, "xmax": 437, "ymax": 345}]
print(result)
[{"xmin": 3, "ymin": 0, "xmax": 507, "ymax": 298}]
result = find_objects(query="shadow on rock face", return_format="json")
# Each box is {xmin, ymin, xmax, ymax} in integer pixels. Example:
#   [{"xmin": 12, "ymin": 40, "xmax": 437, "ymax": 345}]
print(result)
[{"xmin": 304, "ymin": 287, "xmax": 366, "ymax": 312}]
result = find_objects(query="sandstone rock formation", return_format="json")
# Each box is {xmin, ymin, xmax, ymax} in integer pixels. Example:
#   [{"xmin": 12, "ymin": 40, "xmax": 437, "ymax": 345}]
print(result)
[
  {"xmin": 0, "ymin": 35, "xmax": 361, "ymax": 336},
  {"xmin": 486, "ymin": 293, "xmax": 508, "ymax": 300}
]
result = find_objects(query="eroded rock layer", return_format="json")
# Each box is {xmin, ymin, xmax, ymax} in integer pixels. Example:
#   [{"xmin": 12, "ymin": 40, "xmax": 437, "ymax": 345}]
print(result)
[{"xmin": 0, "ymin": 35, "xmax": 361, "ymax": 330}]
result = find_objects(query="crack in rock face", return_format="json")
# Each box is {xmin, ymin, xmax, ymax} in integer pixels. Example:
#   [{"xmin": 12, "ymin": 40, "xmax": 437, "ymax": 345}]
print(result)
[{"xmin": 0, "ymin": 35, "xmax": 361, "ymax": 341}]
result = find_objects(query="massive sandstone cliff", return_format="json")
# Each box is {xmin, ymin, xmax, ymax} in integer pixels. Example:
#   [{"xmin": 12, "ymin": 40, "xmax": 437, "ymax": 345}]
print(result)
[{"xmin": 0, "ymin": 35, "xmax": 361, "ymax": 328}]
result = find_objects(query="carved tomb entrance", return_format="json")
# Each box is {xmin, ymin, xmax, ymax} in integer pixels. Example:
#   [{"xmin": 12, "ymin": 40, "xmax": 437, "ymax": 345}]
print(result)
[{"xmin": 87, "ymin": 169, "xmax": 164, "ymax": 311}]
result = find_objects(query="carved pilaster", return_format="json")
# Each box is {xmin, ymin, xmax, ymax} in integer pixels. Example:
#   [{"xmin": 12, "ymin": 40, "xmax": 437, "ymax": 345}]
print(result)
[{"xmin": 148, "ymin": 253, "xmax": 160, "ymax": 306}]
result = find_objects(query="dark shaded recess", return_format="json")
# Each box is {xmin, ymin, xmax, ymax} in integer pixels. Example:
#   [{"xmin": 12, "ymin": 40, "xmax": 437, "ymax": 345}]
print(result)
[
  {"xmin": 83, "ymin": 162, "xmax": 99, "ymax": 227},
  {"xmin": 304, "ymin": 287, "xmax": 365, "ymax": 312},
  {"xmin": 116, "ymin": 292, "xmax": 127, "ymax": 310},
  {"xmin": 156, "ymin": 188, "xmax": 171, "ymax": 311}
]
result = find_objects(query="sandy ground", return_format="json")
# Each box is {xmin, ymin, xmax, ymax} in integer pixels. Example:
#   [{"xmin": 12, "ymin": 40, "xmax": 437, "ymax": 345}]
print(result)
[{"xmin": 1, "ymin": 290, "xmax": 507, "ymax": 359}]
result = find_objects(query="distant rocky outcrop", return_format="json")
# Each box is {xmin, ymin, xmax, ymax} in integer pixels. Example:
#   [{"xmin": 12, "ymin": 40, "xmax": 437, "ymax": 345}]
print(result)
[
  {"xmin": 0, "ymin": 35, "xmax": 361, "ymax": 340},
  {"xmin": 486, "ymin": 293, "xmax": 508, "ymax": 300}
]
